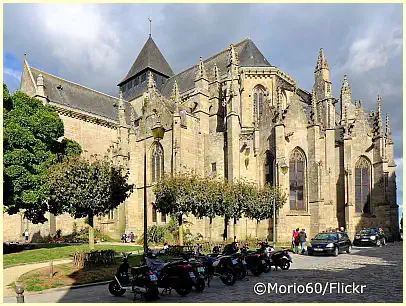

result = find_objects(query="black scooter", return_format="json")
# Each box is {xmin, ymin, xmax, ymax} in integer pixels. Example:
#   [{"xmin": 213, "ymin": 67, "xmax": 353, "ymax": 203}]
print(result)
[
  {"xmin": 108, "ymin": 253, "xmax": 159, "ymax": 301},
  {"xmin": 269, "ymin": 249, "xmax": 293, "ymax": 270},
  {"xmin": 144, "ymin": 252, "xmax": 196, "ymax": 296}
]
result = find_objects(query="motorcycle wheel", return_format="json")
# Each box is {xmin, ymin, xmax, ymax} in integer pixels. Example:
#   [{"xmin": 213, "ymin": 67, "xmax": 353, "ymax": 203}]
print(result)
[
  {"xmin": 144, "ymin": 283, "xmax": 159, "ymax": 301},
  {"xmin": 220, "ymin": 270, "xmax": 237, "ymax": 286},
  {"xmin": 195, "ymin": 278, "xmax": 206, "ymax": 292},
  {"xmin": 263, "ymin": 262, "xmax": 271, "ymax": 273},
  {"xmin": 175, "ymin": 282, "xmax": 193, "ymax": 296},
  {"xmin": 280, "ymin": 259, "xmax": 291, "ymax": 270},
  {"xmin": 236, "ymin": 264, "xmax": 246, "ymax": 280},
  {"xmin": 108, "ymin": 280, "xmax": 126, "ymax": 296}
]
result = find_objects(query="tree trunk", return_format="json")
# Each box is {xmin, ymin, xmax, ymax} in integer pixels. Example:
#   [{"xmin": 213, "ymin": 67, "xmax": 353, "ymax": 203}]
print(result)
[
  {"xmin": 256, "ymin": 220, "xmax": 259, "ymax": 239},
  {"xmin": 209, "ymin": 217, "xmax": 213, "ymax": 242},
  {"xmin": 88, "ymin": 214, "xmax": 95, "ymax": 250},
  {"xmin": 178, "ymin": 215, "xmax": 184, "ymax": 246},
  {"xmin": 233, "ymin": 217, "xmax": 237, "ymax": 242},
  {"xmin": 223, "ymin": 217, "xmax": 228, "ymax": 241}
]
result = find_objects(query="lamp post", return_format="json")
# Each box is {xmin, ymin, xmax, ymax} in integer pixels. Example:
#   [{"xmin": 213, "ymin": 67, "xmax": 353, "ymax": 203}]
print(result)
[
  {"xmin": 143, "ymin": 120, "xmax": 165, "ymax": 253},
  {"xmin": 273, "ymin": 160, "xmax": 288, "ymax": 248}
]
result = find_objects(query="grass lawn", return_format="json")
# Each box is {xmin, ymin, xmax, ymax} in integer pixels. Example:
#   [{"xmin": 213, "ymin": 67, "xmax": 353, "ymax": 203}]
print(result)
[
  {"xmin": 9, "ymin": 255, "xmax": 142, "ymax": 292},
  {"xmin": 3, "ymin": 244, "xmax": 143, "ymax": 267}
]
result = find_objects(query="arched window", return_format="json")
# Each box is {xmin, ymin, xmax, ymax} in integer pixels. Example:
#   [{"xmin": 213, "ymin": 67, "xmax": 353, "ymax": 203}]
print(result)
[
  {"xmin": 289, "ymin": 148, "xmax": 306, "ymax": 211},
  {"xmin": 253, "ymin": 86, "xmax": 265, "ymax": 122},
  {"xmin": 151, "ymin": 143, "xmax": 164, "ymax": 183},
  {"xmin": 265, "ymin": 150, "xmax": 275, "ymax": 186},
  {"xmin": 152, "ymin": 204, "xmax": 157, "ymax": 223},
  {"xmin": 355, "ymin": 156, "xmax": 371, "ymax": 213}
]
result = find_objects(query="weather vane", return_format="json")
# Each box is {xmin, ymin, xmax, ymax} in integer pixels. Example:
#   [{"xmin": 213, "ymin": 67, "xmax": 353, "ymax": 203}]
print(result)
[{"xmin": 148, "ymin": 17, "xmax": 152, "ymax": 37}]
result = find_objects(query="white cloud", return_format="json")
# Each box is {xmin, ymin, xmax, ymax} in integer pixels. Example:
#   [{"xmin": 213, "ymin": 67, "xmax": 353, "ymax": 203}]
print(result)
[
  {"xmin": 40, "ymin": 4, "xmax": 120, "ymax": 77},
  {"xmin": 342, "ymin": 23, "xmax": 402, "ymax": 75},
  {"xmin": 4, "ymin": 67, "xmax": 21, "ymax": 80}
]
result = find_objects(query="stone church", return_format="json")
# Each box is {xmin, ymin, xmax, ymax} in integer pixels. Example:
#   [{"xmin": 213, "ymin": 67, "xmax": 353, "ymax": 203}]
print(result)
[{"xmin": 4, "ymin": 34, "xmax": 399, "ymax": 243}]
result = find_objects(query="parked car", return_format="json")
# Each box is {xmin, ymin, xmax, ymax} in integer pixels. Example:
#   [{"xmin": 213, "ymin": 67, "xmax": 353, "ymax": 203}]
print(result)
[
  {"xmin": 353, "ymin": 228, "xmax": 386, "ymax": 247},
  {"xmin": 307, "ymin": 232, "xmax": 352, "ymax": 256}
]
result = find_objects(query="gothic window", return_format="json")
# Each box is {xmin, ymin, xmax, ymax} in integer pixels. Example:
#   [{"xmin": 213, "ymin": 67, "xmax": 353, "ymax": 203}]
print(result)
[
  {"xmin": 152, "ymin": 204, "xmax": 157, "ymax": 223},
  {"xmin": 151, "ymin": 143, "xmax": 164, "ymax": 183},
  {"xmin": 265, "ymin": 150, "xmax": 274, "ymax": 186},
  {"xmin": 253, "ymin": 85, "xmax": 266, "ymax": 122},
  {"xmin": 289, "ymin": 148, "xmax": 306, "ymax": 211},
  {"xmin": 108, "ymin": 209, "xmax": 114, "ymax": 220},
  {"xmin": 355, "ymin": 156, "xmax": 371, "ymax": 213},
  {"xmin": 141, "ymin": 73, "xmax": 146, "ymax": 83}
]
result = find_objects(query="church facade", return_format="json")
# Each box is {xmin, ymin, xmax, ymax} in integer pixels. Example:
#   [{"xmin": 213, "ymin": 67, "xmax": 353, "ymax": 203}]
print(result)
[{"xmin": 4, "ymin": 35, "xmax": 399, "ymax": 243}]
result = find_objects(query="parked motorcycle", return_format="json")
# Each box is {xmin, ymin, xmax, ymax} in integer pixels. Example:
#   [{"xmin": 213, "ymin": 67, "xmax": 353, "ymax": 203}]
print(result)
[
  {"xmin": 108, "ymin": 253, "xmax": 159, "ymax": 301},
  {"xmin": 144, "ymin": 252, "xmax": 196, "ymax": 296},
  {"xmin": 269, "ymin": 249, "xmax": 293, "ymax": 270},
  {"xmin": 180, "ymin": 252, "xmax": 207, "ymax": 292},
  {"xmin": 240, "ymin": 246, "xmax": 265, "ymax": 276},
  {"xmin": 197, "ymin": 254, "xmax": 237, "ymax": 286}
]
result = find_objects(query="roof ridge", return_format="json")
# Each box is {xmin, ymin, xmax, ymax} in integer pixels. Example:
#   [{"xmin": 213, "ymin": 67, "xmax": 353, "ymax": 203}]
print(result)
[
  {"xmin": 30, "ymin": 66, "xmax": 119, "ymax": 101},
  {"xmin": 167, "ymin": 38, "xmax": 250, "ymax": 80}
]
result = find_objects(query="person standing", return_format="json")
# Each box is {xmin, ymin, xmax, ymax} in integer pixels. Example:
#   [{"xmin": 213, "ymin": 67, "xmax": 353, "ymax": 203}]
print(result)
[
  {"xmin": 24, "ymin": 229, "xmax": 29, "ymax": 243},
  {"xmin": 130, "ymin": 232, "xmax": 135, "ymax": 243},
  {"xmin": 294, "ymin": 228, "xmax": 300, "ymax": 253},
  {"xmin": 299, "ymin": 229, "xmax": 307, "ymax": 255}
]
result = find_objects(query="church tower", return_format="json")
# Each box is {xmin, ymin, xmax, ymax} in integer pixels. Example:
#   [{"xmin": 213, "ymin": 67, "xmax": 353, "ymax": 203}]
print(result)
[
  {"xmin": 118, "ymin": 35, "xmax": 174, "ymax": 103},
  {"xmin": 313, "ymin": 48, "xmax": 335, "ymax": 129}
]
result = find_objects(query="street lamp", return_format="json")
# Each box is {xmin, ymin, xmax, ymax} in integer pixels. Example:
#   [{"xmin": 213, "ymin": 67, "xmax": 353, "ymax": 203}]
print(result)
[
  {"xmin": 144, "ymin": 120, "xmax": 165, "ymax": 254},
  {"xmin": 273, "ymin": 160, "xmax": 288, "ymax": 248}
]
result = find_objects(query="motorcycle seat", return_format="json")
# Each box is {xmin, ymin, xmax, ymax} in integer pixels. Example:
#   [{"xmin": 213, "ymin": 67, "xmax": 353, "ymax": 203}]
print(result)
[{"xmin": 131, "ymin": 265, "xmax": 150, "ymax": 274}]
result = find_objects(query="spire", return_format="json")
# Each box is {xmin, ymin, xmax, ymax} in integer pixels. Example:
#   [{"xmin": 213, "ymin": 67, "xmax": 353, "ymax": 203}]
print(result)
[
  {"xmin": 171, "ymin": 80, "xmax": 180, "ymax": 103},
  {"xmin": 213, "ymin": 63, "xmax": 220, "ymax": 82},
  {"xmin": 148, "ymin": 17, "xmax": 152, "ymax": 37},
  {"xmin": 195, "ymin": 56, "xmax": 207, "ymax": 80},
  {"xmin": 147, "ymin": 71, "xmax": 156, "ymax": 89},
  {"xmin": 385, "ymin": 113, "xmax": 393, "ymax": 144},
  {"xmin": 118, "ymin": 36, "xmax": 173, "ymax": 86},
  {"xmin": 315, "ymin": 48, "xmax": 329, "ymax": 72},
  {"xmin": 229, "ymin": 44, "xmax": 238, "ymax": 66},
  {"xmin": 340, "ymin": 75, "xmax": 351, "ymax": 99},
  {"xmin": 375, "ymin": 95, "xmax": 383, "ymax": 137}
]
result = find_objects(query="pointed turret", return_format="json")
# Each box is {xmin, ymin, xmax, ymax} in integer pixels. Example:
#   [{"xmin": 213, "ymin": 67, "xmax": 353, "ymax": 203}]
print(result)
[
  {"xmin": 213, "ymin": 63, "xmax": 220, "ymax": 83},
  {"xmin": 315, "ymin": 48, "xmax": 330, "ymax": 72},
  {"xmin": 385, "ymin": 113, "xmax": 393, "ymax": 144},
  {"xmin": 118, "ymin": 89, "xmax": 127, "ymax": 127},
  {"xmin": 228, "ymin": 44, "xmax": 239, "ymax": 78},
  {"xmin": 171, "ymin": 80, "xmax": 181, "ymax": 104},
  {"xmin": 195, "ymin": 56, "xmax": 207, "ymax": 81},
  {"xmin": 35, "ymin": 73, "xmax": 47, "ymax": 104},
  {"xmin": 375, "ymin": 95, "xmax": 384, "ymax": 137}
]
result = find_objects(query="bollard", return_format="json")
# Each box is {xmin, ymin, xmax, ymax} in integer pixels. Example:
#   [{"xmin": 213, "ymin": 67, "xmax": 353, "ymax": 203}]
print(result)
[{"xmin": 15, "ymin": 283, "xmax": 24, "ymax": 303}]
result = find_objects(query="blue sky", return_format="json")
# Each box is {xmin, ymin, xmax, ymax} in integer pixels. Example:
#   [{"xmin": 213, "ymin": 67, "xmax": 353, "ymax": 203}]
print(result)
[{"xmin": 3, "ymin": 3, "xmax": 403, "ymax": 220}]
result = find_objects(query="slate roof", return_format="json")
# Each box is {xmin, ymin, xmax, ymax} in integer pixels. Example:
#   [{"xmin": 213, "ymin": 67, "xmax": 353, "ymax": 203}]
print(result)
[
  {"xmin": 160, "ymin": 38, "xmax": 272, "ymax": 97},
  {"xmin": 30, "ymin": 67, "xmax": 132, "ymax": 124},
  {"xmin": 118, "ymin": 36, "xmax": 174, "ymax": 86}
]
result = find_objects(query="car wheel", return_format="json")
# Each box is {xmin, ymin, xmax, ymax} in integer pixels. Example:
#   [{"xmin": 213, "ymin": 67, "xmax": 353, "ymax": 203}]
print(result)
[
  {"xmin": 346, "ymin": 245, "xmax": 352, "ymax": 254},
  {"xmin": 308, "ymin": 251, "xmax": 313, "ymax": 256},
  {"xmin": 333, "ymin": 247, "xmax": 339, "ymax": 257}
]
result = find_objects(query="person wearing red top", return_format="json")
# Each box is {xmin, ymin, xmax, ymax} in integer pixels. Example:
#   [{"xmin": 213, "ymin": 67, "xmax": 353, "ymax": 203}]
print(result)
[{"xmin": 293, "ymin": 228, "xmax": 300, "ymax": 253}]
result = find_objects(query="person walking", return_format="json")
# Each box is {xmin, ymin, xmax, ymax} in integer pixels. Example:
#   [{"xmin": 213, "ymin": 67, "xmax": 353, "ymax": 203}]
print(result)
[
  {"xmin": 293, "ymin": 228, "xmax": 300, "ymax": 253},
  {"xmin": 299, "ymin": 228, "xmax": 307, "ymax": 255},
  {"xmin": 291, "ymin": 229, "xmax": 296, "ymax": 251},
  {"xmin": 121, "ymin": 233, "xmax": 127, "ymax": 243},
  {"xmin": 130, "ymin": 232, "xmax": 135, "ymax": 243}
]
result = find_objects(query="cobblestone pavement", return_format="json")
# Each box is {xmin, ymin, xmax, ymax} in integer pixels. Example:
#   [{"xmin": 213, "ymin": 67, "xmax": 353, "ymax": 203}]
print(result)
[{"xmin": 3, "ymin": 242, "xmax": 402, "ymax": 303}]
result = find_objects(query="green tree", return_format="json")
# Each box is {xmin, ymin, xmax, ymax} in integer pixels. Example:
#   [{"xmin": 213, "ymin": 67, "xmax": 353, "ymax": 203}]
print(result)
[
  {"xmin": 3, "ymin": 84, "xmax": 82, "ymax": 223},
  {"xmin": 45, "ymin": 157, "xmax": 134, "ymax": 248}
]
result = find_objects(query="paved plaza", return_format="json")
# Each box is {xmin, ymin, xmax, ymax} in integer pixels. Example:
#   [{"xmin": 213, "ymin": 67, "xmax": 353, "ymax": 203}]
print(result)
[{"xmin": 3, "ymin": 242, "xmax": 403, "ymax": 303}]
